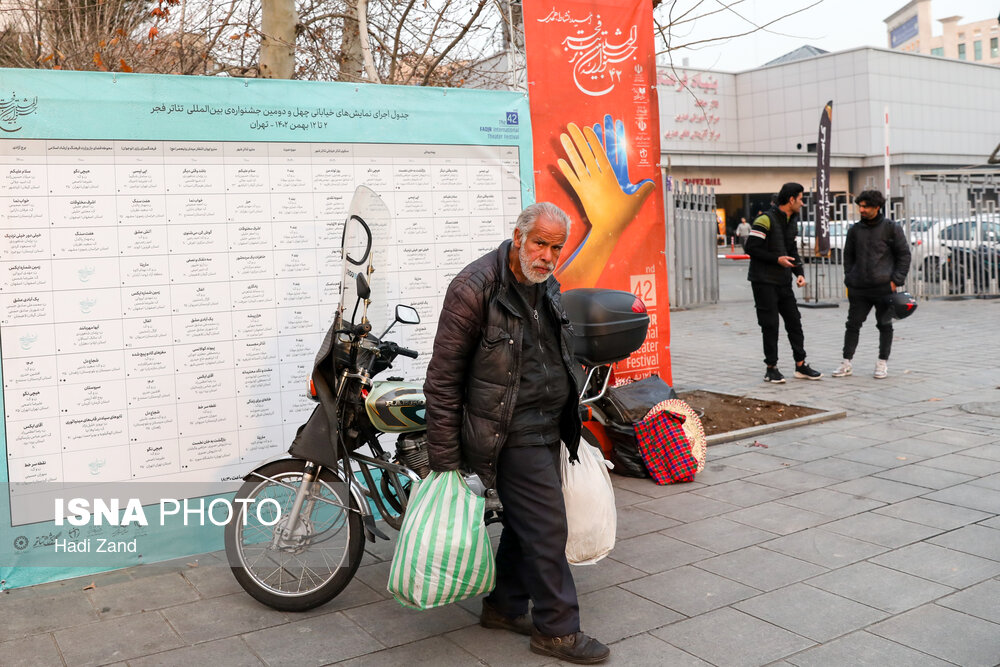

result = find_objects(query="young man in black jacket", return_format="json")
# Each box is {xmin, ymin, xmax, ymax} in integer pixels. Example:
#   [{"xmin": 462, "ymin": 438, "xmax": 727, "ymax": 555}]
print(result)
[
  {"xmin": 744, "ymin": 182, "xmax": 822, "ymax": 383},
  {"xmin": 832, "ymin": 190, "xmax": 911, "ymax": 379}
]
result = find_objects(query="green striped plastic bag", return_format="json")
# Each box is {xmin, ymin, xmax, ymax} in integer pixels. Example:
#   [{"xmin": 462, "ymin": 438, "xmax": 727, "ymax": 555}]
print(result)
[{"xmin": 387, "ymin": 470, "xmax": 495, "ymax": 610}]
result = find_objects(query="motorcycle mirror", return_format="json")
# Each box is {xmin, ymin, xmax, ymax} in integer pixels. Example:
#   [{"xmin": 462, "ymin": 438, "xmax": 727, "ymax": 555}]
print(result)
[
  {"xmin": 378, "ymin": 304, "xmax": 422, "ymax": 340},
  {"xmin": 395, "ymin": 304, "xmax": 420, "ymax": 325},
  {"xmin": 355, "ymin": 272, "xmax": 371, "ymax": 300}
]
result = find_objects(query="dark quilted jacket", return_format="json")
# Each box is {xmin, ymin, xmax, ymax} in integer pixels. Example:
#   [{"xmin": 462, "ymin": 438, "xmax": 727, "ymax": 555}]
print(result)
[
  {"xmin": 423, "ymin": 240, "xmax": 581, "ymax": 489},
  {"xmin": 843, "ymin": 214, "xmax": 911, "ymax": 289}
]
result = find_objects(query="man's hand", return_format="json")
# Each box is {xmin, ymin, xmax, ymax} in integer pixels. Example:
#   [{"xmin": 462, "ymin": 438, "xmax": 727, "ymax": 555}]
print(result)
[
  {"xmin": 777, "ymin": 256, "xmax": 796, "ymax": 267},
  {"xmin": 890, "ymin": 281, "xmax": 897, "ymax": 291},
  {"xmin": 796, "ymin": 275, "xmax": 807, "ymax": 288}
]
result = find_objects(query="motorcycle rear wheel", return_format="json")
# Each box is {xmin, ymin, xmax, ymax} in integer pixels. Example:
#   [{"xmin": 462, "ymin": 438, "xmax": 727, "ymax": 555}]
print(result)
[{"xmin": 225, "ymin": 459, "xmax": 364, "ymax": 612}]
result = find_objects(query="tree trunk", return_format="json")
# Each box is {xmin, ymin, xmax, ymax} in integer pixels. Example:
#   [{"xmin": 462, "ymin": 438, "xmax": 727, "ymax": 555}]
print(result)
[
  {"xmin": 260, "ymin": 0, "xmax": 297, "ymax": 79},
  {"xmin": 337, "ymin": 0, "xmax": 364, "ymax": 82}
]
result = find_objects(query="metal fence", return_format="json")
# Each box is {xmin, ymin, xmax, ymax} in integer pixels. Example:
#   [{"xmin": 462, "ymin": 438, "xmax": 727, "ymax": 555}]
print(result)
[
  {"xmin": 895, "ymin": 171, "xmax": 1000, "ymax": 299},
  {"xmin": 796, "ymin": 172, "xmax": 1000, "ymax": 301},
  {"xmin": 665, "ymin": 178, "xmax": 718, "ymax": 309},
  {"xmin": 663, "ymin": 169, "xmax": 1000, "ymax": 310},
  {"xmin": 796, "ymin": 192, "xmax": 848, "ymax": 304}
]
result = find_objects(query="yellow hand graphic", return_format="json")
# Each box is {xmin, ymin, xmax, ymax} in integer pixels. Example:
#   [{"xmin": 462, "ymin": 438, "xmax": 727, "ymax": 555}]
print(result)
[{"xmin": 556, "ymin": 122, "xmax": 655, "ymax": 287}]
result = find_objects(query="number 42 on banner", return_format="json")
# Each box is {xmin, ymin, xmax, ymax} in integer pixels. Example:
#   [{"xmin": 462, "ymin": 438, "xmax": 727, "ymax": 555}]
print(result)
[{"xmin": 630, "ymin": 274, "xmax": 656, "ymax": 307}]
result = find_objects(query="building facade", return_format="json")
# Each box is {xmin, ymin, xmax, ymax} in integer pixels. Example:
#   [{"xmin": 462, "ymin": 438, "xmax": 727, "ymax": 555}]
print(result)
[
  {"xmin": 885, "ymin": 0, "xmax": 1000, "ymax": 65},
  {"xmin": 658, "ymin": 46, "xmax": 1000, "ymax": 230}
]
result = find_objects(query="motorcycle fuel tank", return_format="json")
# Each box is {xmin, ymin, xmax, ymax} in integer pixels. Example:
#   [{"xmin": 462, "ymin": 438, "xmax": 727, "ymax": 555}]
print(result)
[{"xmin": 364, "ymin": 381, "xmax": 426, "ymax": 433}]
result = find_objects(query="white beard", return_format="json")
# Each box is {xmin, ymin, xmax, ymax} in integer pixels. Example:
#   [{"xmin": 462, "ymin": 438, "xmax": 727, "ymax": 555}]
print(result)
[{"xmin": 519, "ymin": 243, "xmax": 554, "ymax": 284}]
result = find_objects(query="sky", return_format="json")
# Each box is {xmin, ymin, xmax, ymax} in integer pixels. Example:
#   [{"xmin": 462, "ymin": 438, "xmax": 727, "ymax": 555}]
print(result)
[{"xmin": 666, "ymin": 0, "xmax": 1000, "ymax": 71}]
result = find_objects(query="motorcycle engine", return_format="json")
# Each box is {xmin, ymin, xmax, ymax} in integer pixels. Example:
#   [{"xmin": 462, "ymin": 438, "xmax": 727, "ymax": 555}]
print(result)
[{"xmin": 395, "ymin": 433, "xmax": 431, "ymax": 478}]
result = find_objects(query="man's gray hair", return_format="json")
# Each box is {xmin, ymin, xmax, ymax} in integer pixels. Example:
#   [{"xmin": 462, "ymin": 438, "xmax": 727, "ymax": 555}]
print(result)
[{"xmin": 514, "ymin": 202, "xmax": 571, "ymax": 239}]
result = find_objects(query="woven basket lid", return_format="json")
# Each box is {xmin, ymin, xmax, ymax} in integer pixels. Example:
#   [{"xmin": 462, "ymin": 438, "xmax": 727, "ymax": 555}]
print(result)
[{"xmin": 644, "ymin": 399, "xmax": 707, "ymax": 474}]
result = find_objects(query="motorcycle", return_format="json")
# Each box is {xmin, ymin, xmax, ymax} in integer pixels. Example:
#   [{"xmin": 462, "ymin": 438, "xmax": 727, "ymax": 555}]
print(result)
[{"xmin": 224, "ymin": 186, "xmax": 650, "ymax": 611}]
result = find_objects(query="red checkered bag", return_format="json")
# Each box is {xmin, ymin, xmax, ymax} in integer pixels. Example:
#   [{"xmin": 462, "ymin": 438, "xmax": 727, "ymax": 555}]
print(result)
[{"xmin": 632, "ymin": 400, "xmax": 706, "ymax": 485}]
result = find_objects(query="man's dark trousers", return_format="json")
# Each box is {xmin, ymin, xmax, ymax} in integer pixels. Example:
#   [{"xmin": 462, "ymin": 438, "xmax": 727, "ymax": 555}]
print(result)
[
  {"xmin": 751, "ymin": 282, "xmax": 806, "ymax": 366},
  {"xmin": 485, "ymin": 442, "xmax": 580, "ymax": 637},
  {"xmin": 843, "ymin": 288, "xmax": 893, "ymax": 360}
]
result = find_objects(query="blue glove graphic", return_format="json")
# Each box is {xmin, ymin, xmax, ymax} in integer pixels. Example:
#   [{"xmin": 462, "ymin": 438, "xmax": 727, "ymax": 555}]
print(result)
[{"xmin": 592, "ymin": 114, "xmax": 654, "ymax": 196}]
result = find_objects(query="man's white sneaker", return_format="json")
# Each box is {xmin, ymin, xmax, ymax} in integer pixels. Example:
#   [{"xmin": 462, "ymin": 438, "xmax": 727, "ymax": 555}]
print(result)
[
  {"xmin": 832, "ymin": 359, "xmax": 853, "ymax": 377},
  {"xmin": 874, "ymin": 359, "xmax": 888, "ymax": 379}
]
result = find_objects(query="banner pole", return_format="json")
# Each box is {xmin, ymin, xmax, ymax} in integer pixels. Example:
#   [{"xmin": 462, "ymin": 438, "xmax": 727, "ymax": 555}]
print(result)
[
  {"xmin": 802, "ymin": 101, "xmax": 838, "ymax": 309},
  {"xmin": 884, "ymin": 105, "xmax": 891, "ymax": 212}
]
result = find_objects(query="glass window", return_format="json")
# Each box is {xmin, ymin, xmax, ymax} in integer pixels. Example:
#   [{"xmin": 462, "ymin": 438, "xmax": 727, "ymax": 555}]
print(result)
[
  {"xmin": 992, "ymin": 37, "xmax": 998, "ymax": 58},
  {"xmin": 909, "ymin": 219, "xmax": 937, "ymax": 232},
  {"xmin": 974, "ymin": 41, "xmax": 983, "ymax": 60},
  {"xmin": 931, "ymin": 47, "xmax": 944, "ymax": 56},
  {"xmin": 958, "ymin": 43, "xmax": 967, "ymax": 59},
  {"xmin": 942, "ymin": 222, "xmax": 974, "ymax": 241}
]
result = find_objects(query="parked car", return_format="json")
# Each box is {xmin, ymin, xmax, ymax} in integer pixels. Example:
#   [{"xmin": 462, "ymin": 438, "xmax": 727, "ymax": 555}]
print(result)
[
  {"xmin": 901, "ymin": 217, "xmax": 952, "ymax": 282},
  {"xmin": 947, "ymin": 244, "xmax": 1000, "ymax": 293},
  {"xmin": 798, "ymin": 221, "xmax": 849, "ymax": 262},
  {"xmin": 907, "ymin": 216, "xmax": 1000, "ymax": 286}
]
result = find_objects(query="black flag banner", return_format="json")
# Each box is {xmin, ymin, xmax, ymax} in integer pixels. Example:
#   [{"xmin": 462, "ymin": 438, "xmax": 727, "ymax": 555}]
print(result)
[{"xmin": 815, "ymin": 101, "xmax": 833, "ymax": 256}]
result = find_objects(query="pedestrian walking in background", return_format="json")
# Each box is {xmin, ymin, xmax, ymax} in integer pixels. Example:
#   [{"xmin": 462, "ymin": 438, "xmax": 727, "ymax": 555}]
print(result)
[
  {"xmin": 744, "ymin": 182, "xmax": 822, "ymax": 383},
  {"xmin": 832, "ymin": 189, "xmax": 911, "ymax": 379},
  {"xmin": 736, "ymin": 217, "xmax": 751, "ymax": 250}
]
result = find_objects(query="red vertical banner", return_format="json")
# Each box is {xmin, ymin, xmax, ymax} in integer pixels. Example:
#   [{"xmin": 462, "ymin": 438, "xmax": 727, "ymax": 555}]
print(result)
[{"xmin": 524, "ymin": 1, "xmax": 671, "ymax": 383}]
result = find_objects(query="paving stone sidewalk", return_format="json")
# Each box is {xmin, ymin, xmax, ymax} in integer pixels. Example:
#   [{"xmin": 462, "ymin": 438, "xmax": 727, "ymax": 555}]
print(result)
[{"xmin": 2, "ymin": 261, "xmax": 999, "ymax": 666}]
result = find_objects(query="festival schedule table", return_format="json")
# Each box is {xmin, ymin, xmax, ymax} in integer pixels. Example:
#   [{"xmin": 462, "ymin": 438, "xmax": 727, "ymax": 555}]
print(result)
[{"xmin": 0, "ymin": 138, "xmax": 521, "ymax": 521}]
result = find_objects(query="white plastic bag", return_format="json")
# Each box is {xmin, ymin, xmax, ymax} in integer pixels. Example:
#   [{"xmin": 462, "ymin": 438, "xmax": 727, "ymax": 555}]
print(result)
[{"xmin": 561, "ymin": 442, "xmax": 616, "ymax": 565}]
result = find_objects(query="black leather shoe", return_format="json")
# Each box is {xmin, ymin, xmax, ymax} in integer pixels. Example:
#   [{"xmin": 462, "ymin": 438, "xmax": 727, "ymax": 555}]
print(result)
[
  {"xmin": 479, "ymin": 600, "xmax": 533, "ymax": 636},
  {"xmin": 530, "ymin": 631, "xmax": 610, "ymax": 664}
]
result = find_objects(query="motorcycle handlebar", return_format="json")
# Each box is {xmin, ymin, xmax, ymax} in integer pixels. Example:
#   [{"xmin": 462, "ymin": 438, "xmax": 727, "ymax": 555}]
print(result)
[{"xmin": 379, "ymin": 341, "xmax": 418, "ymax": 360}]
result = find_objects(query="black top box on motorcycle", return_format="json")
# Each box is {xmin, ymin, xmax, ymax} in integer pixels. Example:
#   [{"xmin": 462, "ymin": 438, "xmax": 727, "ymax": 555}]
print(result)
[{"xmin": 562, "ymin": 288, "xmax": 650, "ymax": 366}]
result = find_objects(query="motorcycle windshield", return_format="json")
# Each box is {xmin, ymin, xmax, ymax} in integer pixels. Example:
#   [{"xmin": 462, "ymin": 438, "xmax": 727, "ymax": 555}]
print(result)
[{"xmin": 337, "ymin": 186, "xmax": 393, "ymax": 336}]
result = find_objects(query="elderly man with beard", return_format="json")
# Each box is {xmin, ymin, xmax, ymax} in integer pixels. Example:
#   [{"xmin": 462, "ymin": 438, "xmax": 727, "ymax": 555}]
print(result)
[{"xmin": 423, "ymin": 202, "xmax": 610, "ymax": 664}]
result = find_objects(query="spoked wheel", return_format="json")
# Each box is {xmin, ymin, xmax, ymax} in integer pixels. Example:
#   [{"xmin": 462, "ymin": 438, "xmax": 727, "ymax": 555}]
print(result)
[{"xmin": 224, "ymin": 459, "xmax": 364, "ymax": 612}]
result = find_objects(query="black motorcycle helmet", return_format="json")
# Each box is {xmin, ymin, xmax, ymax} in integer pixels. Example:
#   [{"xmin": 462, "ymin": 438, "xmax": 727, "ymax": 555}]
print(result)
[{"xmin": 884, "ymin": 291, "xmax": 918, "ymax": 320}]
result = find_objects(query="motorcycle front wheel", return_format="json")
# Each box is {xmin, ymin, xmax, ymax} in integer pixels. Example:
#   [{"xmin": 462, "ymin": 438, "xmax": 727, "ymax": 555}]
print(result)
[{"xmin": 224, "ymin": 459, "xmax": 364, "ymax": 612}]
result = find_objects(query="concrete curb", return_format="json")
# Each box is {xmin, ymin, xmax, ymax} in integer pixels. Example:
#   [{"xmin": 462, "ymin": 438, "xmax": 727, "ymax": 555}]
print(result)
[{"xmin": 705, "ymin": 407, "xmax": 848, "ymax": 445}]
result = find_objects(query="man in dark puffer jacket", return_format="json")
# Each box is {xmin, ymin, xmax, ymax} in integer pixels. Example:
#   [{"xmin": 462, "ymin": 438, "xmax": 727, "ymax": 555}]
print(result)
[
  {"xmin": 832, "ymin": 189, "xmax": 911, "ymax": 379},
  {"xmin": 423, "ymin": 202, "xmax": 609, "ymax": 665}
]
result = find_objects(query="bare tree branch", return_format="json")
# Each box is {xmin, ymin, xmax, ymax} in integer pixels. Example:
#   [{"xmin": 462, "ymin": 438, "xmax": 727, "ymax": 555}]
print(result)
[
  {"xmin": 420, "ymin": 0, "xmax": 488, "ymax": 86},
  {"xmin": 655, "ymin": 0, "xmax": 825, "ymax": 56},
  {"xmin": 388, "ymin": 0, "xmax": 416, "ymax": 83}
]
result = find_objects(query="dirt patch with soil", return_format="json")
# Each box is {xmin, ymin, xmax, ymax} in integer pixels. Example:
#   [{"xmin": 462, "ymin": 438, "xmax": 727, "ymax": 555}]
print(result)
[{"xmin": 677, "ymin": 389, "xmax": 823, "ymax": 437}]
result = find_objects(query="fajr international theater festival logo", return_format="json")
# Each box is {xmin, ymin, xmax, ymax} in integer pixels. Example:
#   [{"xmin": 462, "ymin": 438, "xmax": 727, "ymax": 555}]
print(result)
[{"xmin": 1, "ymin": 92, "xmax": 39, "ymax": 132}]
